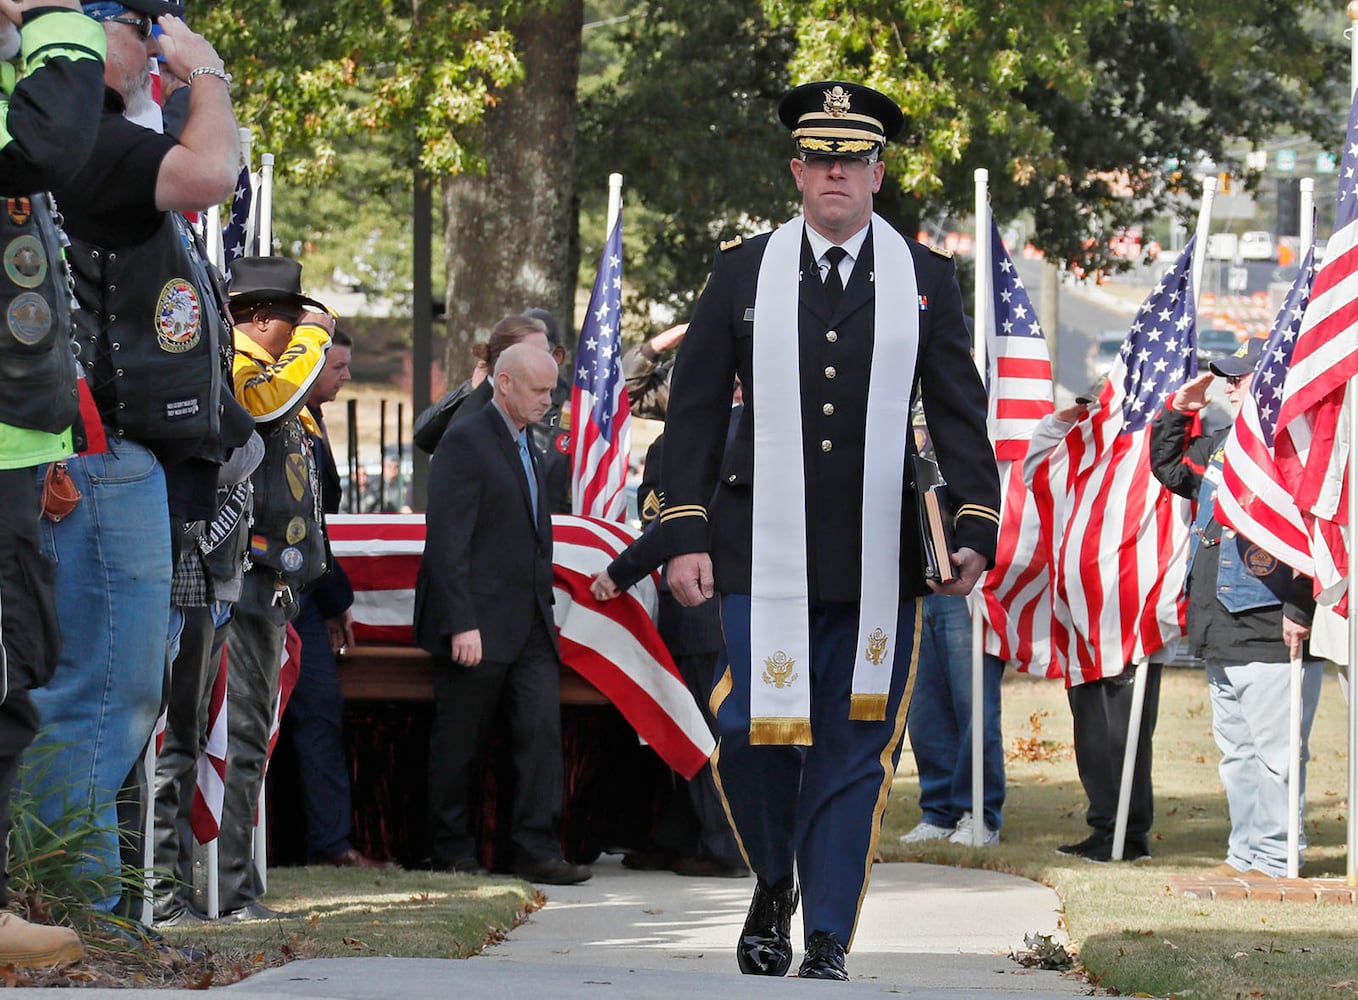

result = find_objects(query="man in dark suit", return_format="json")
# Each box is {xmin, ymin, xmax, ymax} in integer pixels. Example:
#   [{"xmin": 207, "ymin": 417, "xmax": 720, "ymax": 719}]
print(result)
[
  {"xmin": 414, "ymin": 343, "xmax": 590, "ymax": 886},
  {"xmin": 661, "ymin": 81, "xmax": 1000, "ymax": 980}
]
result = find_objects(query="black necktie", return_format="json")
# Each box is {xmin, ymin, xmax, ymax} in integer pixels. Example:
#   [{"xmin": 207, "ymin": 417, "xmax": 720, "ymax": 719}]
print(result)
[{"xmin": 823, "ymin": 246, "xmax": 847, "ymax": 309}]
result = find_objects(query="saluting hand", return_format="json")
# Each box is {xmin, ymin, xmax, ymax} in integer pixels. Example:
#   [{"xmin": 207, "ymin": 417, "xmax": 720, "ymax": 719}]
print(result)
[
  {"xmin": 928, "ymin": 546, "xmax": 987, "ymax": 598},
  {"xmin": 1170, "ymin": 372, "xmax": 1214, "ymax": 414},
  {"xmin": 668, "ymin": 552, "xmax": 714, "ymax": 607}
]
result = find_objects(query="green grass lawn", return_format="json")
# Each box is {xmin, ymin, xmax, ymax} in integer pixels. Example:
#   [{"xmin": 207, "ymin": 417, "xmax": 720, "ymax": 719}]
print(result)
[{"xmin": 880, "ymin": 665, "xmax": 1358, "ymax": 1000}]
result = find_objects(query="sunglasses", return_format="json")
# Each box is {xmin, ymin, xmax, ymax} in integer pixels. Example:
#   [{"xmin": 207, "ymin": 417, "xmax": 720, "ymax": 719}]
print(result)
[
  {"xmin": 1224, "ymin": 375, "xmax": 1246, "ymax": 388},
  {"xmin": 105, "ymin": 14, "xmax": 153, "ymax": 40}
]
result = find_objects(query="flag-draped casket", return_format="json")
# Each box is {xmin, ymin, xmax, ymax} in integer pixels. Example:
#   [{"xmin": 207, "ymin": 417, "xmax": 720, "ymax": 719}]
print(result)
[{"xmin": 324, "ymin": 512, "xmax": 715, "ymax": 779}]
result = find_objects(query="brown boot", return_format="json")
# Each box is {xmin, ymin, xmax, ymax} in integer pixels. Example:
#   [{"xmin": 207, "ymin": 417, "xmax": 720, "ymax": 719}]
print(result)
[{"xmin": 0, "ymin": 912, "xmax": 83, "ymax": 966}]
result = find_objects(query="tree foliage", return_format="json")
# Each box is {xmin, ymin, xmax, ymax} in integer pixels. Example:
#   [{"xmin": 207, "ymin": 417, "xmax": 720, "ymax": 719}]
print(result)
[{"xmin": 582, "ymin": 0, "xmax": 1348, "ymax": 312}]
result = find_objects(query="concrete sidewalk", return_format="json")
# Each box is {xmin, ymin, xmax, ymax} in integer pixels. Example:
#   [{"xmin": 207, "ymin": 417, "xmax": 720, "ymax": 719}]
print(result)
[{"xmin": 13, "ymin": 856, "xmax": 1092, "ymax": 998}]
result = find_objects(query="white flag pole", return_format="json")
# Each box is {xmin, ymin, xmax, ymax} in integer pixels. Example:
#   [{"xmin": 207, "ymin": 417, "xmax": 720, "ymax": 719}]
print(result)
[
  {"xmin": 1300, "ymin": 179, "xmax": 1316, "ymax": 252},
  {"xmin": 1112, "ymin": 185, "xmax": 1219, "ymax": 861},
  {"xmin": 1111, "ymin": 659, "xmax": 1148, "ymax": 861},
  {"xmin": 970, "ymin": 169, "xmax": 989, "ymax": 845},
  {"xmin": 605, "ymin": 172, "xmax": 623, "ymax": 237},
  {"xmin": 205, "ymin": 205, "xmax": 224, "ymax": 271},
  {"xmin": 1346, "ymin": 0, "xmax": 1358, "ymax": 890},
  {"xmin": 1190, "ymin": 175, "xmax": 1217, "ymax": 308},
  {"xmin": 252, "ymin": 147, "xmax": 277, "ymax": 892},
  {"xmin": 258, "ymin": 152, "xmax": 275, "ymax": 257},
  {"xmin": 1287, "ymin": 650, "xmax": 1304, "ymax": 877}
]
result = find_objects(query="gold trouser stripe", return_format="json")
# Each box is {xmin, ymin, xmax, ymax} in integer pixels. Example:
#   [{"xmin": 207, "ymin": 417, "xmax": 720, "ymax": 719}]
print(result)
[
  {"xmin": 750, "ymin": 718, "xmax": 813, "ymax": 746},
  {"xmin": 848, "ymin": 596, "xmax": 923, "ymax": 953},
  {"xmin": 848, "ymin": 692, "xmax": 888, "ymax": 721},
  {"xmin": 707, "ymin": 665, "xmax": 753, "ymax": 870}
]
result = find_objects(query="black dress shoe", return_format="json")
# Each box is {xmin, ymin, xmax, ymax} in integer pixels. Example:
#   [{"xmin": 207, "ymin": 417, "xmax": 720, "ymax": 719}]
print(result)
[
  {"xmin": 736, "ymin": 875, "xmax": 798, "ymax": 976},
  {"xmin": 153, "ymin": 903, "xmax": 211, "ymax": 928},
  {"xmin": 515, "ymin": 857, "xmax": 592, "ymax": 885},
  {"xmin": 1055, "ymin": 833, "xmax": 1107, "ymax": 856},
  {"xmin": 799, "ymin": 930, "xmax": 848, "ymax": 980},
  {"xmin": 218, "ymin": 901, "xmax": 301, "ymax": 923}
]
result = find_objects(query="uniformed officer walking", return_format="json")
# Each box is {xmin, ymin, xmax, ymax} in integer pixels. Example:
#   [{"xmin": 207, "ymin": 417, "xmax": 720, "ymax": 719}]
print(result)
[{"xmin": 661, "ymin": 81, "xmax": 1000, "ymax": 981}]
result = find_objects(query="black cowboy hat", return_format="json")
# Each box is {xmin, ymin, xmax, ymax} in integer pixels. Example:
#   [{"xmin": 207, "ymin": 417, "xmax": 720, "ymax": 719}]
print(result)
[{"xmin": 226, "ymin": 256, "xmax": 330, "ymax": 314}]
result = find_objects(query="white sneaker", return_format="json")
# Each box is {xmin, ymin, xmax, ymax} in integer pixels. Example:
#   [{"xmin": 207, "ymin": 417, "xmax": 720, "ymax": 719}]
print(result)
[
  {"xmin": 900, "ymin": 821, "xmax": 955, "ymax": 844},
  {"xmin": 948, "ymin": 812, "xmax": 999, "ymax": 847}
]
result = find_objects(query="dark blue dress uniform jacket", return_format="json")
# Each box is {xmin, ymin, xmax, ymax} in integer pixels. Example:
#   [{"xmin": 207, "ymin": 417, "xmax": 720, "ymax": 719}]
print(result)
[{"xmin": 660, "ymin": 225, "xmax": 1000, "ymax": 602}]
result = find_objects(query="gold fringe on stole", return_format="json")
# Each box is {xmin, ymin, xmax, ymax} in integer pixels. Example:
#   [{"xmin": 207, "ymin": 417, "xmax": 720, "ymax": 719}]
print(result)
[
  {"xmin": 848, "ymin": 692, "xmax": 888, "ymax": 721},
  {"xmin": 750, "ymin": 718, "xmax": 813, "ymax": 746},
  {"xmin": 848, "ymin": 596, "xmax": 924, "ymax": 953}
]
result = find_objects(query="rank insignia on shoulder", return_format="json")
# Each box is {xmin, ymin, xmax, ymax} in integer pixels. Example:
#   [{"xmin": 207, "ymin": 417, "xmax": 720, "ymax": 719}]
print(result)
[
  {"xmin": 929, "ymin": 244, "xmax": 953, "ymax": 259},
  {"xmin": 720, "ymin": 236, "xmax": 744, "ymax": 252}
]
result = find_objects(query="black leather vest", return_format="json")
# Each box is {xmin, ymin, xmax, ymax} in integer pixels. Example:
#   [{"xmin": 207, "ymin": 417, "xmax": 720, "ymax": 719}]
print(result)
[
  {"xmin": 249, "ymin": 418, "xmax": 327, "ymax": 592},
  {"xmin": 0, "ymin": 193, "xmax": 78, "ymax": 433},
  {"xmin": 68, "ymin": 212, "xmax": 228, "ymax": 459}
]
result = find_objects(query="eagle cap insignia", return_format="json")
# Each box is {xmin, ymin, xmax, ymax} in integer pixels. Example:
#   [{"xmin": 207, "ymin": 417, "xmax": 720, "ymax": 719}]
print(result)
[
  {"xmin": 762, "ymin": 650, "xmax": 799, "ymax": 689},
  {"xmin": 823, "ymin": 85, "xmax": 852, "ymax": 118},
  {"xmin": 866, "ymin": 628, "xmax": 889, "ymax": 665}
]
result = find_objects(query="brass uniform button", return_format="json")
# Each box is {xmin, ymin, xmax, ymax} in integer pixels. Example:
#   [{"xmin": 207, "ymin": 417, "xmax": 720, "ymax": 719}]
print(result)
[
  {"xmin": 824, "ymin": 366, "xmax": 836, "ymax": 379},
  {"xmin": 826, "ymin": 330, "xmax": 838, "ymax": 343},
  {"xmin": 821, "ymin": 440, "xmax": 833, "ymax": 453},
  {"xmin": 822, "ymin": 403, "xmax": 834, "ymax": 416}
]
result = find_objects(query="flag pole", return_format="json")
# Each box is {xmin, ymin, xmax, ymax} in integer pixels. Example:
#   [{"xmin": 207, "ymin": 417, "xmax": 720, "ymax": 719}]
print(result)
[
  {"xmin": 1285, "ymin": 177, "xmax": 1316, "ymax": 882},
  {"xmin": 258, "ymin": 152, "xmax": 275, "ymax": 257},
  {"xmin": 970, "ymin": 169, "xmax": 989, "ymax": 845},
  {"xmin": 1347, "ymin": 0, "xmax": 1358, "ymax": 889},
  {"xmin": 1113, "ymin": 186, "xmax": 1218, "ymax": 862},
  {"xmin": 253, "ymin": 147, "xmax": 277, "ymax": 892},
  {"xmin": 1190, "ymin": 176, "xmax": 1217, "ymax": 307},
  {"xmin": 606, "ymin": 172, "xmax": 623, "ymax": 237}
]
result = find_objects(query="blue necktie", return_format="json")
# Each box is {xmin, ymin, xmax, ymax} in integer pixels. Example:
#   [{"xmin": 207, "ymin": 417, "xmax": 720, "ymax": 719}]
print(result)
[{"xmin": 518, "ymin": 431, "xmax": 538, "ymax": 516}]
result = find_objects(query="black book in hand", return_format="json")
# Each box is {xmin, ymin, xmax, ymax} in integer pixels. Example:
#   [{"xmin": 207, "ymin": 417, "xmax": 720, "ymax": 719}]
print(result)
[{"xmin": 911, "ymin": 454, "xmax": 957, "ymax": 584}]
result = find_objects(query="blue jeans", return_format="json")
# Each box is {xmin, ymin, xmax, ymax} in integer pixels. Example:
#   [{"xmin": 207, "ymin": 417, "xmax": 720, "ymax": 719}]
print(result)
[
  {"xmin": 26, "ymin": 440, "xmax": 171, "ymax": 909},
  {"xmin": 1206, "ymin": 659, "xmax": 1322, "ymax": 876},
  {"xmin": 906, "ymin": 594, "xmax": 1006, "ymax": 831}
]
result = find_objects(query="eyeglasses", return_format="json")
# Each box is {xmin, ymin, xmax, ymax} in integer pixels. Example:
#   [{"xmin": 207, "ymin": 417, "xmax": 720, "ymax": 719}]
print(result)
[{"xmin": 103, "ymin": 15, "xmax": 153, "ymax": 40}]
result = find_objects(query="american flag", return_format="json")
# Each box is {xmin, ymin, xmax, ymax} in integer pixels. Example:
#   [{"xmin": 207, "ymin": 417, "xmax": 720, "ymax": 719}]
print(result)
[
  {"xmin": 1272, "ymin": 91, "xmax": 1358, "ymax": 610},
  {"xmin": 326, "ymin": 513, "xmax": 715, "ymax": 778},
  {"xmin": 1215, "ymin": 251, "xmax": 1317, "ymax": 577},
  {"xmin": 570, "ymin": 212, "xmax": 632, "ymax": 519},
  {"xmin": 190, "ymin": 644, "xmax": 229, "ymax": 845},
  {"xmin": 975, "ymin": 219, "xmax": 1060, "ymax": 677},
  {"xmin": 188, "ymin": 624, "xmax": 300, "ymax": 845},
  {"xmin": 1037, "ymin": 240, "xmax": 1197, "ymax": 684},
  {"xmin": 222, "ymin": 164, "xmax": 257, "ymax": 264}
]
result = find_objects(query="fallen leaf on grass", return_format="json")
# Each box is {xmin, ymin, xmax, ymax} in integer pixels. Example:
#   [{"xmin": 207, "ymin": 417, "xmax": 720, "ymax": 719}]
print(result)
[
  {"xmin": 1162, "ymin": 940, "xmax": 1179, "ymax": 950},
  {"xmin": 342, "ymin": 937, "xmax": 369, "ymax": 951}
]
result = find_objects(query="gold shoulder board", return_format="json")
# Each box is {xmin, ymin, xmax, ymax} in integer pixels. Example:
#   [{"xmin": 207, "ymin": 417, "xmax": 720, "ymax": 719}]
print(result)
[
  {"xmin": 720, "ymin": 236, "xmax": 744, "ymax": 252},
  {"xmin": 929, "ymin": 244, "xmax": 954, "ymax": 259}
]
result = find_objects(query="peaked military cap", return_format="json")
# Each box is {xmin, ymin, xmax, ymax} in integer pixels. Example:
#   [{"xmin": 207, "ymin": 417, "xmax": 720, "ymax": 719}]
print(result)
[{"xmin": 777, "ymin": 81, "xmax": 904, "ymax": 159}]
